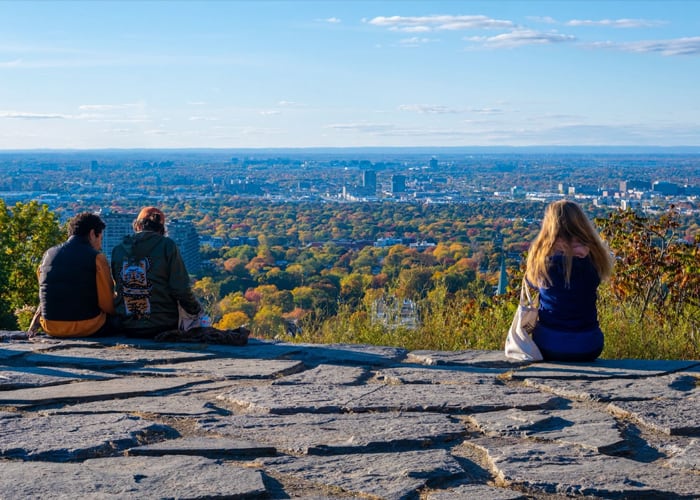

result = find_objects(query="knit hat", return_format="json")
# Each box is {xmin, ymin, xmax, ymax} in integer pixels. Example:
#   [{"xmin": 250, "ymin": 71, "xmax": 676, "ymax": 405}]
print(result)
[{"xmin": 136, "ymin": 207, "xmax": 165, "ymax": 225}]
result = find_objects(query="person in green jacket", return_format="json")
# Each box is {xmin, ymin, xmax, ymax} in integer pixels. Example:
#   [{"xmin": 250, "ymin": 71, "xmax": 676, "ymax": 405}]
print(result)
[{"xmin": 111, "ymin": 207, "xmax": 202, "ymax": 338}]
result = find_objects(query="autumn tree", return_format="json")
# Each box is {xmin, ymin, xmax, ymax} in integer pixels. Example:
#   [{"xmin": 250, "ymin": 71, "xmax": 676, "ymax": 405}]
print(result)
[
  {"xmin": 0, "ymin": 200, "xmax": 64, "ymax": 328},
  {"xmin": 598, "ymin": 207, "xmax": 700, "ymax": 319}
]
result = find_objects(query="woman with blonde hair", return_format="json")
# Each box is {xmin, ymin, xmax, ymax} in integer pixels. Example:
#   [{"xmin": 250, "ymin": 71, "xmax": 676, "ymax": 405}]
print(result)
[{"xmin": 525, "ymin": 200, "xmax": 614, "ymax": 361}]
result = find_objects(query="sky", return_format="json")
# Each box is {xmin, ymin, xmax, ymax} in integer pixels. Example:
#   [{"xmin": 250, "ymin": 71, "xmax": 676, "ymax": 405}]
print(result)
[{"xmin": 1, "ymin": 1, "xmax": 699, "ymax": 150}]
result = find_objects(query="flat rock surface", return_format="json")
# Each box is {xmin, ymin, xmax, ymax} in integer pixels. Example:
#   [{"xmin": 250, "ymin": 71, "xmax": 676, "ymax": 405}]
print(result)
[{"xmin": 1, "ymin": 331, "xmax": 699, "ymax": 499}]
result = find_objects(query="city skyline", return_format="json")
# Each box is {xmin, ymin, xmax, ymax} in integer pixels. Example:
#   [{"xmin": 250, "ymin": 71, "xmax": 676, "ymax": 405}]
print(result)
[{"xmin": 1, "ymin": 1, "xmax": 699, "ymax": 149}]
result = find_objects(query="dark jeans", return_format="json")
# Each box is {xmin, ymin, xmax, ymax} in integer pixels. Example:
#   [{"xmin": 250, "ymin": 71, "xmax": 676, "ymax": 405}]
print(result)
[
  {"xmin": 533, "ymin": 323, "xmax": 604, "ymax": 362},
  {"xmin": 91, "ymin": 314, "xmax": 121, "ymax": 337}
]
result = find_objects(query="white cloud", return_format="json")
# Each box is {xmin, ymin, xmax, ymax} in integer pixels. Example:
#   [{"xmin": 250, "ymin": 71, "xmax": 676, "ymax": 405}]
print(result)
[
  {"xmin": 527, "ymin": 16, "xmax": 558, "ymax": 25},
  {"xmin": 0, "ymin": 59, "xmax": 24, "ymax": 68},
  {"xmin": 326, "ymin": 122, "xmax": 396, "ymax": 133},
  {"xmin": 367, "ymin": 15, "xmax": 513, "ymax": 33},
  {"xmin": 589, "ymin": 36, "xmax": 700, "ymax": 56},
  {"xmin": 398, "ymin": 104, "xmax": 463, "ymax": 114},
  {"xmin": 467, "ymin": 29, "xmax": 576, "ymax": 48},
  {"xmin": 566, "ymin": 18, "xmax": 665, "ymax": 28},
  {"xmin": 322, "ymin": 17, "xmax": 341, "ymax": 24},
  {"xmin": 0, "ymin": 111, "xmax": 66, "ymax": 120},
  {"xmin": 259, "ymin": 110, "xmax": 281, "ymax": 116},
  {"xmin": 277, "ymin": 100, "xmax": 304, "ymax": 107},
  {"xmin": 398, "ymin": 37, "xmax": 439, "ymax": 46},
  {"xmin": 189, "ymin": 116, "xmax": 220, "ymax": 121},
  {"xmin": 471, "ymin": 107, "xmax": 504, "ymax": 115}
]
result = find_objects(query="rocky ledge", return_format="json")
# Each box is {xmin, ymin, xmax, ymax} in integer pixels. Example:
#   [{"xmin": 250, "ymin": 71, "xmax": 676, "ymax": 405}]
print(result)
[{"xmin": 1, "ymin": 330, "xmax": 698, "ymax": 499}]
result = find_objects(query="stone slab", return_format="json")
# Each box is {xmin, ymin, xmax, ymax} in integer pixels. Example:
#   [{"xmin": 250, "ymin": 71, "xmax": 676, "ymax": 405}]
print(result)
[
  {"xmin": 667, "ymin": 438, "xmax": 700, "ymax": 472},
  {"xmin": 466, "ymin": 407, "xmax": 626, "ymax": 453},
  {"xmin": 128, "ymin": 437, "xmax": 276, "ymax": 458},
  {"xmin": 427, "ymin": 484, "xmax": 529, "ymax": 500},
  {"xmin": 0, "ymin": 376, "xmax": 205, "ymax": 408},
  {"xmin": 264, "ymin": 449, "xmax": 463, "ymax": 500},
  {"xmin": 41, "ymin": 394, "xmax": 225, "ymax": 417},
  {"xmin": 272, "ymin": 364, "xmax": 368, "ymax": 385},
  {"xmin": 111, "ymin": 357, "xmax": 305, "ymax": 380},
  {"xmin": 0, "ymin": 365, "xmax": 116, "ymax": 390},
  {"xmin": 607, "ymin": 395, "xmax": 700, "ymax": 435},
  {"xmin": 373, "ymin": 366, "xmax": 498, "ymax": 385},
  {"xmin": 407, "ymin": 349, "xmax": 523, "ymax": 368},
  {"xmin": 0, "ymin": 456, "xmax": 267, "ymax": 499},
  {"xmin": 0, "ymin": 342, "xmax": 48, "ymax": 360},
  {"xmin": 469, "ymin": 437, "xmax": 700, "ymax": 498},
  {"xmin": 521, "ymin": 372, "xmax": 699, "ymax": 402},
  {"xmin": 201, "ymin": 338, "xmax": 306, "ymax": 359},
  {"xmin": 506, "ymin": 359, "xmax": 700, "ymax": 380},
  {"xmin": 24, "ymin": 346, "xmax": 215, "ymax": 370},
  {"xmin": 0, "ymin": 330, "xmax": 30, "ymax": 341},
  {"xmin": 284, "ymin": 342, "xmax": 408, "ymax": 366},
  {"xmin": 217, "ymin": 382, "xmax": 559, "ymax": 414},
  {"xmin": 0, "ymin": 413, "xmax": 176, "ymax": 461},
  {"xmin": 197, "ymin": 412, "xmax": 465, "ymax": 455}
]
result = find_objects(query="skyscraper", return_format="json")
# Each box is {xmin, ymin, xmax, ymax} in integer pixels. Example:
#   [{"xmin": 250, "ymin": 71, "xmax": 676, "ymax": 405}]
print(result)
[
  {"xmin": 167, "ymin": 219, "xmax": 201, "ymax": 274},
  {"xmin": 100, "ymin": 210, "xmax": 201, "ymax": 275},
  {"xmin": 100, "ymin": 211, "xmax": 134, "ymax": 264},
  {"xmin": 362, "ymin": 169, "xmax": 377, "ymax": 195},
  {"xmin": 391, "ymin": 174, "xmax": 406, "ymax": 194}
]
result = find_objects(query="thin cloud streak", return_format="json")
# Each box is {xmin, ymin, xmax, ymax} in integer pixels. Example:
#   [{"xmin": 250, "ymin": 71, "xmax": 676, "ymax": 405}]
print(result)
[
  {"xmin": 367, "ymin": 15, "xmax": 514, "ymax": 33},
  {"xmin": 398, "ymin": 104, "xmax": 464, "ymax": 114},
  {"xmin": 567, "ymin": 18, "xmax": 666, "ymax": 28},
  {"xmin": 589, "ymin": 36, "xmax": 700, "ymax": 56},
  {"xmin": 468, "ymin": 29, "xmax": 576, "ymax": 48},
  {"xmin": 0, "ymin": 111, "xmax": 67, "ymax": 120}
]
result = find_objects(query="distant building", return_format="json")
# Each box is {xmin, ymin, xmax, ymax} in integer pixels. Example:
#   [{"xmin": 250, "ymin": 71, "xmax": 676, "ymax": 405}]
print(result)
[
  {"xmin": 621, "ymin": 180, "xmax": 652, "ymax": 192},
  {"xmin": 100, "ymin": 211, "xmax": 134, "ymax": 263},
  {"xmin": 168, "ymin": 219, "xmax": 201, "ymax": 274},
  {"xmin": 652, "ymin": 181, "xmax": 680, "ymax": 196},
  {"xmin": 100, "ymin": 210, "xmax": 201, "ymax": 275},
  {"xmin": 391, "ymin": 174, "xmax": 406, "ymax": 194},
  {"xmin": 362, "ymin": 169, "xmax": 377, "ymax": 194},
  {"xmin": 374, "ymin": 237, "xmax": 403, "ymax": 247}
]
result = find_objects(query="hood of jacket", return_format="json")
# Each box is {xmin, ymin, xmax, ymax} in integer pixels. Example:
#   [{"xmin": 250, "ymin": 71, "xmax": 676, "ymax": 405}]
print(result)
[{"xmin": 120, "ymin": 231, "xmax": 164, "ymax": 258}]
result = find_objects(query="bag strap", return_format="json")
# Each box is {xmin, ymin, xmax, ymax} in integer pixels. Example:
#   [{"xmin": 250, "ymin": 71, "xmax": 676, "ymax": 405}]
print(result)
[{"xmin": 520, "ymin": 278, "xmax": 538, "ymax": 307}]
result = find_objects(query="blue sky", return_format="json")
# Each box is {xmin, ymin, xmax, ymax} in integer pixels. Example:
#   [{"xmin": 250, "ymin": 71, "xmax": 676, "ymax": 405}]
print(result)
[{"xmin": 1, "ymin": 1, "xmax": 699, "ymax": 149}]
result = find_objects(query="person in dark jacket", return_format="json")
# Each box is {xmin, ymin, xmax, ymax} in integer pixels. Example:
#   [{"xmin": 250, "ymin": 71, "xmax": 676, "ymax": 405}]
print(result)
[
  {"xmin": 525, "ymin": 200, "xmax": 614, "ymax": 362},
  {"xmin": 111, "ymin": 207, "xmax": 202, "ymax": 338},
  {"xmin": 37, "ymin": 212, "xmax": 116, "ymax": 337}
]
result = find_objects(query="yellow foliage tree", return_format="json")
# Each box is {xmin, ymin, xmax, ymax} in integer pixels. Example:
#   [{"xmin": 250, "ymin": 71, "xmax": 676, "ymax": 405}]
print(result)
[{"xmin": 215, "ymin": 311, "xmax": 250, "ymax": 330}]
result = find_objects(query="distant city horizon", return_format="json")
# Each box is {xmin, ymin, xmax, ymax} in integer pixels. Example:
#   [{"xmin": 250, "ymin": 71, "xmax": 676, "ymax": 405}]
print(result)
[{"xmin": 2, "ymin": 145, "xmax": 700, "ymax": 155}]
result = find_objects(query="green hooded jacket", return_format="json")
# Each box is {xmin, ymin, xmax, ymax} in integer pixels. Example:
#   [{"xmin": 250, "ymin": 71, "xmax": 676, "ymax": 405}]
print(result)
[{"xmin": 111, "ymin": 230, "xmax": 201, "ymax": 333}]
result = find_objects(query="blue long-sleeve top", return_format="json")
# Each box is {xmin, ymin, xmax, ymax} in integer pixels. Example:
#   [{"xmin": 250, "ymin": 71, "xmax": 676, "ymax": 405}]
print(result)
[{"xmin": 537, "ymin": 254, "xmax": 601, "ymax": 332}]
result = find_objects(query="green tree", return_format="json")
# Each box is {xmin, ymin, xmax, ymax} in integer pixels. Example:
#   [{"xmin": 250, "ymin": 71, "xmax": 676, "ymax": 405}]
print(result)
[{"xmin": 0, "ymin": 200, "xmax": 63, "ymax": 328}]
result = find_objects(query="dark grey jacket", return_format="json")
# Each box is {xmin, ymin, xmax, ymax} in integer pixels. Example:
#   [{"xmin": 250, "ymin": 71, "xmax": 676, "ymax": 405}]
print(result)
[{"xmin": 111, "ymin": 231, "xmax": 201, "ymax": 334}]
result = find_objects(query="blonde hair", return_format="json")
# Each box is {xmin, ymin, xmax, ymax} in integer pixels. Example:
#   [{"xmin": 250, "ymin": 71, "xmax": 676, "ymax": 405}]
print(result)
[{"xmin": 525, "ymin": 200, "xmax": 613, "ymax": 287}]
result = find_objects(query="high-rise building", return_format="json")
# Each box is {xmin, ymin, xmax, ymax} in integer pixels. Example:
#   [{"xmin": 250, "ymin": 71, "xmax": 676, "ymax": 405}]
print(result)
[
  {"xmin": 99, "ymin": 210, "xmax": 201, "ymax": 275},
  {"xmin": 100, "ymin": 211, "xmax": 134, "ymax": 263},
  {"xmin": 391, "ymin": 174, "xmax": 406, "ymax": 194},
  {"xmin": 362, "ymin": 169, "xmax": 377, "ymax": 194},
  {"xmin": 168, "ymin": 219, "xmax": 201, "ymax": 274}
]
